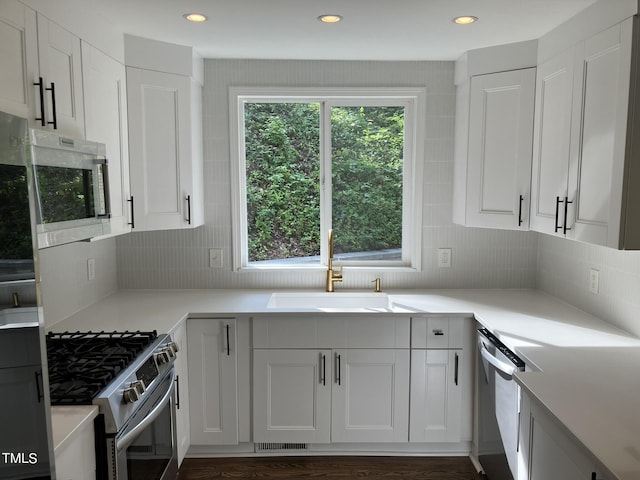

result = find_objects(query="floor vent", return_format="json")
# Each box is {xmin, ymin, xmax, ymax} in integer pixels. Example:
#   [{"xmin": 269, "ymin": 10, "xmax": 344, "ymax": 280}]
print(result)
[{"xmin": 255, "ymin": 442, "xmax": 310, "ymax": 453}]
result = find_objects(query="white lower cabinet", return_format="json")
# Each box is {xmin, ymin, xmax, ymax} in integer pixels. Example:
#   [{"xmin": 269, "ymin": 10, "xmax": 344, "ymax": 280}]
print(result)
[
  {"xmin": 409, "ymin": 317, "xmax": 471, "ymax": 444},
  {"xmin": 187, "ymin": 318, "xmax": 238, "ymax": 445},
  {"xmin": 170, "ymin": 321, "xmax": 190, "ymax": 465},
  {"xmin": 331, "ymin": 348, "xmax": 409, "ymax": 443},
  {"xmin": 409, "ymin": 349, "xmax": 462, "ymax": 442},
  {"xmin": 519, "ymin": 392, "xmax": 608, "ymax": 480},
  {"xmin": 54, "ymin": 419, "xmax": 95, "ymax": 480},
  {"xmin": 252, "ymin": 315, "xmax": 411, "ymax": 445},
  {"xmin": 253, "ymin": 347, "xmax": 409, "ymax": 444},
  {"xmin": 253, "ymin": 349, "xmax": 331, "ymax": 444}
]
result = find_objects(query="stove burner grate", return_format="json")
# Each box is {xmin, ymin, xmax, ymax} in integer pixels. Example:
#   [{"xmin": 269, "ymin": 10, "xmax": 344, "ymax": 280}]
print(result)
[{"xmin": 46, "ymin": 330, "xmax": 158, "ymax": 405}]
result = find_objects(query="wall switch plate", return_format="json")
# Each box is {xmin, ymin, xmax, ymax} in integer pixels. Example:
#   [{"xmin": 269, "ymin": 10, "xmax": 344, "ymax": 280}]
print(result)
[
  {"xmin": 438, "ymin": 248, "xmax": 452, "ymax": 268},
  {"xmin": 87, "ymin": 258, "xmax": 96, "ymax": 281},
  {"xmin": 209, "ymin": 248, "xmax": 223, "ymax": 268},
  {"xmin": 589, "ymin": 269, "xmax": 599, "ymax": 294}
]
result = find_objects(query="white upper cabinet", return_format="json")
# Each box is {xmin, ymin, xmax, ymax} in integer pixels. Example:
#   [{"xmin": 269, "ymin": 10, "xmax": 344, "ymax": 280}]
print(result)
[
  {"xmin": 35, "ymin": 13, "xmax": 85, "ymax": 137},
  {"xmin": 466, "ymin": 69, "xmax": 535, "ymax": 229},
  {"xmin": 125, "ymin": 36, "xmax": 204, "ymax": 231},
  {"xmin": 530, "ymin": 47, "xmax": 576, "ymax": 235},
  {"xmin": 0, "ymin": 2, "xmax": 84, "ymax": 137},
  {"xmin": 0, "ymin": 1, "xmax": 38, "ymax": 121},
  {"xmin": 570, "ymin": 21, "xmax": 632, "ymax": 246},
  {"xmin": 453, "ymin": 41, "xmax": 537, "ymax": 230},
  {"xmin": 82, "ymin": 42, "xmax": 131, "ymax": 237},
  {"xmin": 531, "ymin": 14, "xmax": 640, "ymax": 249}
]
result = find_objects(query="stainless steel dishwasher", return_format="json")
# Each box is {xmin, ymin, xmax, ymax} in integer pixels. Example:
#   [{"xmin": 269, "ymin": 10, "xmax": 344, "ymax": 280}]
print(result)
[{"xmin": 477, "ymin": 328, "xmax": 525, "ymax": 480}]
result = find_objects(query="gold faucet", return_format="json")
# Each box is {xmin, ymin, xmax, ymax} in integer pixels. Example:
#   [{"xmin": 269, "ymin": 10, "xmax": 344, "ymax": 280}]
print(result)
[{"xmin": 326, "ymin": 229, "xmax": 342, "ymax": 292}]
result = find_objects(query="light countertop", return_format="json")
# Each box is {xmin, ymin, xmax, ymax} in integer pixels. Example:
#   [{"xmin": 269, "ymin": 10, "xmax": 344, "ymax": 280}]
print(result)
[
  {"xmin": 51, "ymin": 405, "xmax": 99, "ymax": 453},
  {"xmin": 48, "ymin": 288, "xmax": 640, "ymax": 479}
]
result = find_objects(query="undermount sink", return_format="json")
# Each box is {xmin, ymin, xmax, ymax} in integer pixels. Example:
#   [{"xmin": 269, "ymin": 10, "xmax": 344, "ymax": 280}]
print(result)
[
  {"xmin": 267, "ymin": 291, "xmax": 392, "ymax": 310},
  {"xmin": 0, "ymin": 306, "xmax": 39, "ymax": 328}
]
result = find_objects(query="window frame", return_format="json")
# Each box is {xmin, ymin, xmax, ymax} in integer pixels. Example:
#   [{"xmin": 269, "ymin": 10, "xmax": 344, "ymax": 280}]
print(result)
[{"xmin": 229, "ymin": 86, "xmax": 425, "ymax": 272}]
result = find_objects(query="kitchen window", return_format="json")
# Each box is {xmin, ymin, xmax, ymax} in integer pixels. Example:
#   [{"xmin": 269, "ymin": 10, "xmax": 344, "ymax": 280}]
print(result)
[{"xmin": 230, "ymin": 87, "xmax": 425, "ymax": 271}]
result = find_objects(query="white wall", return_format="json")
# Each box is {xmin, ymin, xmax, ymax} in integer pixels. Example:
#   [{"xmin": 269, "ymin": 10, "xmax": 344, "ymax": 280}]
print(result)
[
  {"xmin": 537, "ymin": 235, "xmax": 640, "ymax": 338},
  {"xmin": 116, "ymin": 59, "xmax": 537, "ymax": 290},
  {"xmin": 39, "ymin": 238, "xmax": 118, "ymax": 328}
]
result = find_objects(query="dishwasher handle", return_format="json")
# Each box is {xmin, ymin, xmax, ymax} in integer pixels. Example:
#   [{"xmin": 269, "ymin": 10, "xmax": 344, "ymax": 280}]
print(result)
[{"xmin": 478, "ymin": 337, "xmax": 516, "ymax": 378}]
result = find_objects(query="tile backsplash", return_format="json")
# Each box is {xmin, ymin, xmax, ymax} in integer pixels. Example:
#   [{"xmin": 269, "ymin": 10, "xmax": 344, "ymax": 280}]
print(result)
[
  {"xmin": 40, "ymin": 59, "xmax": 640, "ymax": 341},
  {"xmin": 39, "ymin": 238, "xmax": 118, "ymax": 328},
  {"xmin": 116, "ymin": 59, "xmax": 538, "ymax": 291},
  {"xmin": 537, "ymin": 235, "xmax": 640, "ymax": 338}
]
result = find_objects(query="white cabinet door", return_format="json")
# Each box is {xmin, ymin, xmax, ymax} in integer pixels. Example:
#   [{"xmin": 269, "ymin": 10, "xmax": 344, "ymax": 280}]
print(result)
[
  {"xmin": 171, "ymin": 322, "xmax": 190, "ymax": 465},
  {"xmin": 568, "ymin": 20, "xmax": 632, "ymax": 247},
  {"xmin": 465, "ymin": 68, "xmax": 536, "ymax": 229},
  {"xmin": 81, "ymin": 42, "xmax": 131, "ymax": 237},
  {"xmin": 127, "ymin": 67, "xmax": 203, "ymax": 231},
  {"xmin": 54, "ymin": 417, "xmax": 95, "ymax": 480},
  {"xmin": 188, "ymin": 319, "xmax": 238, "ymax": 445},
  {"xmin": 531, "ymin": 19, "xmax": 633, "ymax": 248},
  {"xmin": 35, "ymin": 13, "xmax": 84, "ymax": 137},
  {"xmin": 331, "ymin": 349, "xmax": 409, "ymax": 443},
  {"xmin": 0, "ymin": 0, "xmax": 38, "ymax": 121},
  {"xmin": 530, "ymin": 47, "xmax": 576, "ymax": 235},
  {"xmin": 253, "ymin": 349, "xmax": 331, "ymax": 444},
  {"xmin": 409, "ymin": 349, "xmax": 462, "ymax": 443},
  {"xmin": 520, "ymin": 393, "xmax": 596, "ymax": 480}
]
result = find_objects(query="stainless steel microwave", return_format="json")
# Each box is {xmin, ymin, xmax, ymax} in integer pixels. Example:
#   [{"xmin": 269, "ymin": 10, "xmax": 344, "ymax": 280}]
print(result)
[{"xmin": 29, "ymin": 129, "xmax": 110, "ymax": 248}]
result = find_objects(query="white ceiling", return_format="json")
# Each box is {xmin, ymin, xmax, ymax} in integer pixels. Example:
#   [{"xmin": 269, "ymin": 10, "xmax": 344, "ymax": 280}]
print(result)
[{"xmin": 32, "ymin": 0, "xmax": 600, "ymax": 61}]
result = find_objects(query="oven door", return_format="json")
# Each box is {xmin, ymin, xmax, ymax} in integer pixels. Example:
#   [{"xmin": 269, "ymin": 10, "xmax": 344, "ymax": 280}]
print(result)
[{"xmin": 110, "ymin": 368, "xmax": 177, "ymax": 480}]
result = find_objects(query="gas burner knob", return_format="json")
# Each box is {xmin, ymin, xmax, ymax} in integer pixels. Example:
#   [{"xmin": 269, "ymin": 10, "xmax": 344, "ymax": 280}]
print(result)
[
  {"xmin": 169, "ymin": 341, "xmax": 179, "ymax": 354},
  {"xmin": 163, "ymin": 346, "xmax": 176, "ymax": 359},
  {"xmin": 155, "ymin": 351, "xmax": 170, "ymax": 365},
  {"xmin": 123, "ymin": 381, "xmax": 145, "ymax": 404}
]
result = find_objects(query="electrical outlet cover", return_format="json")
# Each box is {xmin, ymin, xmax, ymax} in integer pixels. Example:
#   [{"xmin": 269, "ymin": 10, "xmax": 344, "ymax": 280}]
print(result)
[
  {"xmin": 438, "ymin": 248, "xmax": 452, "ymax": 268},
  {"xmin": 209, "ymin": 248, "xmax": 223, "ymax": 268}
]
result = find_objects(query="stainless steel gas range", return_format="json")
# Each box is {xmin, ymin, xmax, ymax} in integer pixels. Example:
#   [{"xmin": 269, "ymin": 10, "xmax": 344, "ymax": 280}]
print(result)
[{"xmin": 47, "ymin": 330, "xmax": 179, "ymax": 480}]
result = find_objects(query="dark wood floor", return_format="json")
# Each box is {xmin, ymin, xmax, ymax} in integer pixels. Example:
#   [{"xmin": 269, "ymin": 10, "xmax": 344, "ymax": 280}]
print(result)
[{"xmin": 178, "ymin": 456, "xmax": 486, "ymax": 479}]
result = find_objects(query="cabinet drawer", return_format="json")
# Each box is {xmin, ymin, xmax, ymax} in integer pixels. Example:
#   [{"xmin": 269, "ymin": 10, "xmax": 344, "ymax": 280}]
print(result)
[
  {"xmin": 0, "ymin": 326, "xmax": 41, "ymax": 367},
  {"xmin": 412, "ymin": 317, "xmax": 464, "ymax": 349},
  {"xmin": 252, "ymin": 315, "xmax": 410, "ymax": 349}
]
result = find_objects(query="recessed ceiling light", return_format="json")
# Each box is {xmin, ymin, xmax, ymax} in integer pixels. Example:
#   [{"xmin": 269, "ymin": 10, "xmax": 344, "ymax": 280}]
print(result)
[
  {"xmin": 453, "ymin": 16, "xmax": 478, "ymax": 25},
  {"xmin": 318, "ymin": 14, "xmax": 343, "ymax": 24},
  {"xmin": 183, "ymin": 13, "xmax": 207, "ymax": 23}
]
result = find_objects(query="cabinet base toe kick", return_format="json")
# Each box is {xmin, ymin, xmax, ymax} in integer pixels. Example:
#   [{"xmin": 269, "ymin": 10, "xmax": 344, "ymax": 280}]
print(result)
[{"xmin": 186, "ymin": 441, "xmax": 474, "ymax": 458}]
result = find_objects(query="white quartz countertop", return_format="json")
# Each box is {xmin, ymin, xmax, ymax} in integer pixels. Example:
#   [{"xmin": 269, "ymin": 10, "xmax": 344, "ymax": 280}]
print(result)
[{"xmin": 48, "ymin": 288, "xmax": 640, "ymax": 479}]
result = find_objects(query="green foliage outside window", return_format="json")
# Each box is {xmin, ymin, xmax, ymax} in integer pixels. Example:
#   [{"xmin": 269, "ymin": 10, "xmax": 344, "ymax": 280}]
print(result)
[{"xmin": 244, "ymin": 102, "xmax": 404, "ymax": 263}]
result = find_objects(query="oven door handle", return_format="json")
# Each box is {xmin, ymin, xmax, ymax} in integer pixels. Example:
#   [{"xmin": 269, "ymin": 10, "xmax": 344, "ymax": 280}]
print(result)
[
  {"xmin": 478, "ymin": 337, "xmax": 516, "ymax": 378},
  {"xmin": 115, "ymin": 369, "xmax": 175, "ymax": 452}
]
